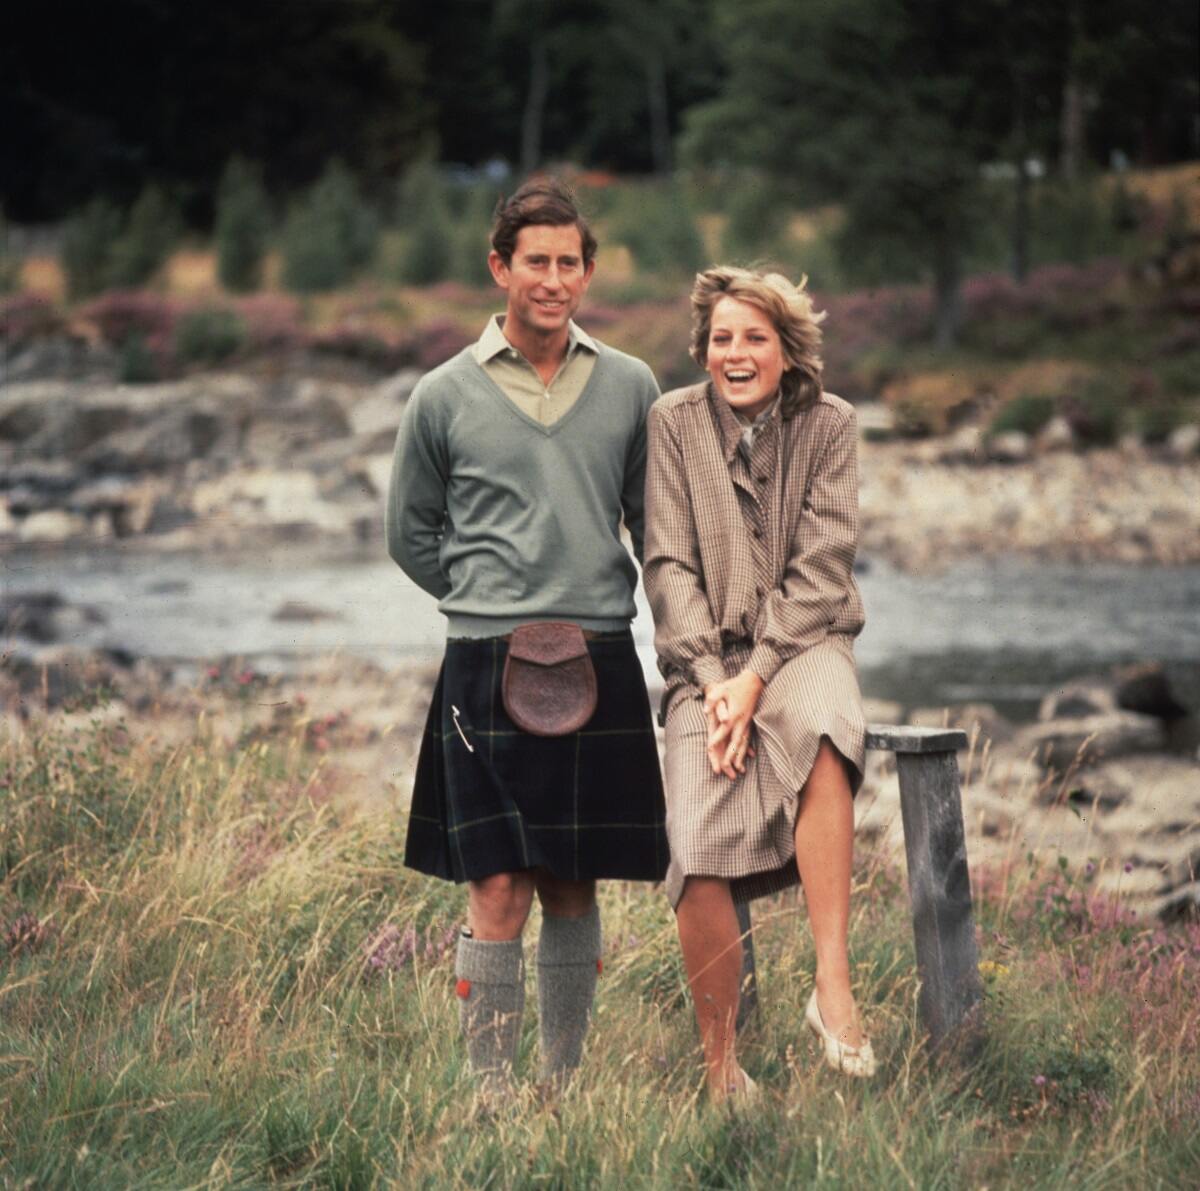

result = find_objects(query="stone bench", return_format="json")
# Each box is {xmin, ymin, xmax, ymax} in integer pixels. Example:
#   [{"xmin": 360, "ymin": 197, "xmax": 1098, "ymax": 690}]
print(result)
[{"xmin": 735, "ymin": 724, "xmax": 983, "ymax": 1052}]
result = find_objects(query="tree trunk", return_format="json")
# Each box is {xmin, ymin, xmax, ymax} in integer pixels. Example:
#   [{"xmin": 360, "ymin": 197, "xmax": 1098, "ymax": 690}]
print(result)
[
  {"xmin": 1060, "ymin": 76, "xmax": 1084, "ymax": 181},
  {"xmin": 520, "ymin": 38, "xmax": 548, "ymax": 176},
  {"xmin": 645, "ymin": 48, "xmax": 672, "ymax": 175},
  {"xmin": 932, "ymin": 237, "xmax": 963, "ymax": 350}
]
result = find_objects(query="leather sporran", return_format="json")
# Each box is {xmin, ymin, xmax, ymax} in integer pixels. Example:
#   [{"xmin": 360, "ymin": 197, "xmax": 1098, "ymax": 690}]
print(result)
[{"xmin": 501, "ymin": 622, "xmax": 598, "ymax": 737}]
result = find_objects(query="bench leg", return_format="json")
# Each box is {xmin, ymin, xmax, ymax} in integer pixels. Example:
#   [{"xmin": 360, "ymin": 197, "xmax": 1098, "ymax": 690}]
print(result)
[
  {"xmin": 734, "ymin": 900, "xmax": 758, "ymax": 1031},
  {"xmin": 895, "ymin": 750, "xmax": 983, "ymax": 1052}
]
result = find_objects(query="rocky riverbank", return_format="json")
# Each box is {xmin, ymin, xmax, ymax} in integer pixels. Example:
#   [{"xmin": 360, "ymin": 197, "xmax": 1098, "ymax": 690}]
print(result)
[
  {"xmin": 1, "ymin": 600, "xmax": 1196, "ymax": 923},
  {"xmin": 2, "ymin": 370, "xmax": 1198, "ymax": 569}
]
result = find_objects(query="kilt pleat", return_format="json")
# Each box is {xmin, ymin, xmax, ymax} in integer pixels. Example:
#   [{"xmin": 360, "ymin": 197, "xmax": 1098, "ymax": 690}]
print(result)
[{"xmin": 404, "ymin": 632, "xmax": 668, "ymax": 884}]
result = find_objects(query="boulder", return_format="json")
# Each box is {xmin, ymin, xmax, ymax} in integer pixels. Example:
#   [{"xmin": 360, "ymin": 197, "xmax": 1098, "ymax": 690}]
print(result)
[
  {"xmin": 910, "ymin": 702, "xmax": 1014, "ymax": 744},
  {"xmin": 81, "ymin": 408, "xmax": 228, "ymax": 473},
  {"xmin": 272, "ymin": 600, "xmax": 342, "ymax": 622},
  {"xmin": 1166, "ymin": 423, "xmax": 1200, "ymax": 459},
  {"xmin": 862, "ymin": 697, "xmax": 904, "ymax": 725},
  {"xmin": 1038, "ymin": 678, "xmax": 1117, "ymax": 721},
  {"xmin": 986, "ymin": 430, "xmax": 1031, "ymax": 463},
  {"xmin": 26, "ymin": 403, "xmax": 135, "ymax": 458},
  {"xmin": 0, "ymin": 592, "xmax": 106, "ymax": 643},
  {"xmin": 1113, "ymin": 661, "xmax": 1189, "ymax": 719},
  {"xmin": 1035, "ymin": 416, "xmax": 1075, "ymax": 453},
  {"xmin": 1014, "ymin": 710, "xmax": 1167, "ymax": 771},
  {"xmin": 17, "ymin": 509, "xmax": 88, "ymax": 542},
  {"xmin": 938, "ymin": 425, "xmax": 985, "ymax": 464}
]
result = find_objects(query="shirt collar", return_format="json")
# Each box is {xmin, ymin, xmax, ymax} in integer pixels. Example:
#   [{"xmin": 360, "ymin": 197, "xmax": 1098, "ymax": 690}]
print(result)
[
  {"xmin": 472, "ymin": 314, "xmax": 598, "ymax": 365},
  {"xmin": 708, "ymin": 384, "xmax": 780, "ymax": 463}
]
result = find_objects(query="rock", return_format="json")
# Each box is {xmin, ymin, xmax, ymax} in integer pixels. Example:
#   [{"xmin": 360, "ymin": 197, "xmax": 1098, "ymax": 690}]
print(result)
[
  {"xmin": 1013, "ymin": 710, "xmax": 1167, "ymax": 772},
  {"xmin": 1035, "ymin": 416, "xmax": 1075, "ymax": 453},
  {"xmin": 376, "ymin": 368, "xmax": 423, "ymax": 406},
  {"xmin": 17, "ymin": 509, "xmax": 89, "ymax": 542},
  {"xmin": 26, "ymin": 403, "xmax": 135, "ymax": 458},
  {"xmin": 359, "ymin": 455, "xmax": 394, "ymax": 500},
  {"xmin": 0, "ymin": 592, "xmax": 106, "ymax": 643},
  {"xmin": 0, "ymin": 644, "xmax": 133, "ymax": 711},
  {"xmin": 856, "ymin": 402, "xmax": 896, "ymax": 443},
  {"xmin": 272, "ymin": 600, "xmax": 342, "ymax": 622},
  {"xmin": 348, "ymin": 387, "xmax": 407, "ymax": 450},
  {"xmin": 1039, "ymin": 678, "xmax": 1117, "ymax": 721},
  {"xmin": 190, "ymin": 469, "xmax": 365, "ymax": 534},
  {"xmin": 0, "ymin": 501, "xmax": 14, "ymax": 536},
  {"xmin": 242, "ymin": 393, "xmax": 352, "ymax": 463},
  {"xmin": 1113, "ymin": 661, "xmax": 1188, "ymax": 719},
  {"xmin": 986, "ymin": 430, "xmax": 1031, "ymax": 463},
  {"xmin": 82, "ymin": 409, "xmax": 227, "ymax": 473},
  {"xmin": 1166, "ymin": 423, "xmax": 1200, "ymax": 459},
  {"xmin": 938, "ymin": 425, "xmax": 985, "ymax": 464},
  {"xmin": 1, "ymin": 458, "xmax": 79, "ymax": 495},
  {"xmin": 910, "ymin": 702, "xmax": 1014, "ymax": 744}
]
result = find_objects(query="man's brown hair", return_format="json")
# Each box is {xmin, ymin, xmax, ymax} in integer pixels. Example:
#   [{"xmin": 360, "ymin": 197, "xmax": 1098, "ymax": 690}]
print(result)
[{"xmin": 491, "ymin": 177, "xmax": 598, "ymax": 267}]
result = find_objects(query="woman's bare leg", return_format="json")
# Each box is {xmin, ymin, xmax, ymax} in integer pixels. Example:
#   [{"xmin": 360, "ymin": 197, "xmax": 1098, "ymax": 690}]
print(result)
[
  {"xmin": 793, "ymin": 738, "xmax": 864, "ymax": 1048},
  {"xmin": 674, "ymin": 876, "xmax": 745, "ymax": 1095}
]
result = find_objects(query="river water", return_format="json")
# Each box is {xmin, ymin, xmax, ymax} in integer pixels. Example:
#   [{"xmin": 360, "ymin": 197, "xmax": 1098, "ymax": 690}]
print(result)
[{"xmin": 5, "ymin": 546, "xmax": 1200, "ymax": 720}]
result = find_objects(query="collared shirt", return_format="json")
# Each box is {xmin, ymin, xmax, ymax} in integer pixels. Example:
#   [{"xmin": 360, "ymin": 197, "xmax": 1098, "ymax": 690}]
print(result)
[
  {"xmin": 730, "ymin": 396, "xmax": 781, "ymax": 462},
  {"xmin": 472, "ymin": 314, "xmax": 599, "ymax": 427}
]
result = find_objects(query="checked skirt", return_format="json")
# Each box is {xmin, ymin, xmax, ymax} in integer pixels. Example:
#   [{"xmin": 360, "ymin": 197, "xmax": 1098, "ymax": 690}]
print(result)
[{"xmin": 403, "ymin": 631, "xmax": 668, "ymax": 884}]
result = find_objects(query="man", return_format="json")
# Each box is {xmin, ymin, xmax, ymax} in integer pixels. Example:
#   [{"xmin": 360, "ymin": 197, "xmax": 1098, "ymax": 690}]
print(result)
[{"xmin": 386, "ymin": 177, "xmax": 666, "ymax": 1098}]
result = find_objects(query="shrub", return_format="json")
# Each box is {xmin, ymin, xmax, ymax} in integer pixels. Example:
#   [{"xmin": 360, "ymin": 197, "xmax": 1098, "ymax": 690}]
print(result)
[
  {"xmin": 79, "ymin": 290, "xmax": 176, "ymax": 346},
  {"xmin": 1, "ymin": 293, "xmax": 61, "ymax": 346},
  {"xmin": 107, "ymin": 185, "xmax": 181, "ymax": 288},
  {"xmin": 720, "ymin": 177, "xmax": 790, "ymax": 265},
  {"xmin": 613, "ymin": 183, "xmax": 705, "ymax": 277},
  {"xmin": 989, "ymin": 393, "xmax": 1056, "ymax": 438},
  {"xmin": 1061, "ymin": 376, "xmax": 1126, "ymax": 447},
  {"xmin": 450, "ymin": 184, "xmax": 497, "ymax": 288},
  {"xmin": 281, "ymin": 160, "xmax": 379, "ymax": 293},
  {"xmin": 117, "ymin": 333, "xmax": 161, "ymax": 383},
  {"xmin": 0, "ymin": 208, "xmax": 20, "ymax": 294},
  {"xmin": 174, "ymin": 306, "xmax": 246, "ymax": 365},
  {"xmin": 215, "ymin": 157, "xmax": 272, "ymax": 293},
  {"xmin": 61, "ymin": 198, "xmax": 123, "ymax": 299}
]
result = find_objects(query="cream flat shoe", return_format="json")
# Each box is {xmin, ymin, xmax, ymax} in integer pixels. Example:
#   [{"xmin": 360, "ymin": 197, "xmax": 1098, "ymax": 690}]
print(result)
[{"xmin": 805, "ymin": 989, "xmax": 877, "ymax": 1078}]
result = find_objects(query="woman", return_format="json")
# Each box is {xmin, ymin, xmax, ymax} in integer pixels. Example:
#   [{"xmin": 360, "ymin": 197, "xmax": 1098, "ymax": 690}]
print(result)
[{"xmin": 643, "ymin": 266, "xmax": 873, "ymax": 1101}]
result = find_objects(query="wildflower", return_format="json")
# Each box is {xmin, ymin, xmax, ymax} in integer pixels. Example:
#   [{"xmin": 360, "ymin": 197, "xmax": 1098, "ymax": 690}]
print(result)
[
  {"xmin": 1123, "ymin": 862, "xmax": 1133, "ymax": 874},
  {"xmin": 206, "ymin": 665, "xmax": 221, "ymax": 680},
  {"xmin": 238, "ymin": 669, "xmax": 255, "ymax": 685},
  {"xmin": 1084, "ymin": 861, "xmax": 1095, "ymax": 877},
  {"xmin": 978, "ymin": 960, "xmax": 1011, "ymax": 980},
  {"xmin": 1033, "ymin": 1074, "xmax": 1047, "ymax": 1087}
]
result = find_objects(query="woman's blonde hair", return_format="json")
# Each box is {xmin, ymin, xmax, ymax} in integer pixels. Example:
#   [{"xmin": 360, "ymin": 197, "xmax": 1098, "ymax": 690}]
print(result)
[{"xmin": 689, "ymin": 266, "xmax": 826, "ymax": 417}]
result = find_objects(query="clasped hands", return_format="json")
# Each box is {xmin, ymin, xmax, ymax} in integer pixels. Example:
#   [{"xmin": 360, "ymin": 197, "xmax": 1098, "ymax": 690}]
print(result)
[{"xmin": 702, "ymin": 669, "xmax": 764, "ymax": 779}]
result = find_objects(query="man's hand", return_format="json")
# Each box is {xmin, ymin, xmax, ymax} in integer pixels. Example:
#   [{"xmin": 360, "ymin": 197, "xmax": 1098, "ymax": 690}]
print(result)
[{"xmin": 702, "ymin": 669, "xmax": 765, "ymax": 779}]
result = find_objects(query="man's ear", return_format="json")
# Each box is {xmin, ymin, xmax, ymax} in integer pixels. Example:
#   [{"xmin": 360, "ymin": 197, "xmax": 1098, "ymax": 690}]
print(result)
[
  {"xmin": 582, "ymin": 257, "xmax": 596, "ymax": 286},
  {"xmin": 487, "ymin": 250, "xmax": 510, "ymax": 289}
]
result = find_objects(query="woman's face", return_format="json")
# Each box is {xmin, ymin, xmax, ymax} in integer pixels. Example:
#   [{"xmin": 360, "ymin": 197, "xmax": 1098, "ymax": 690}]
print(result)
[{"xmin": 706, "ymin": 296, "xmax": 786, "ymax": 419}]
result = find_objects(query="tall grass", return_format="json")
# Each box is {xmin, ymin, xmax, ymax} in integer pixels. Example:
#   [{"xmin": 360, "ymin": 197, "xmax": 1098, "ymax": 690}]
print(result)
[{"xmin": 2, "ymin": 715, "xmax": 1197, "ymax": 1187}]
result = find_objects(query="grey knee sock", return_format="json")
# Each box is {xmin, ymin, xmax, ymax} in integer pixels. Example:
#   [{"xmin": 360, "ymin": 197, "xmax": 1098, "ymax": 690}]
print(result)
[
  {"xmin": 455, "ymin": 934, "xmax": 525, "ymax": 1092},
  {"xmin": 537, "ymin": 906, "xmax": 601, "ymax": 1083}
]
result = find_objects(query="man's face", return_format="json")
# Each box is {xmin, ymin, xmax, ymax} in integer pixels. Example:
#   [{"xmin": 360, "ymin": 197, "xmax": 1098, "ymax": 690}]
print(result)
[{"xmin": 488, "ymin": 224, "xmax": 595, "ymax": 340}]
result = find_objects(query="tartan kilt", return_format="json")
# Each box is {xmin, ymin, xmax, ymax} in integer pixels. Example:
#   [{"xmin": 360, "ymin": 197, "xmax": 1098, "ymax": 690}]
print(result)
[{"xmin": 404, "ymin": 631, "xmax": 668, "ymax": 884}]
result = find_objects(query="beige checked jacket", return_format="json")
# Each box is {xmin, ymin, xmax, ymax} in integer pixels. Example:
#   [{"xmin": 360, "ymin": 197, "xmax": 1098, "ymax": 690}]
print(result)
[
  {"xmin": 643, "ymin": 381, "xmax": 865, "ymax": 708},
  {"xmin": 644, "ymin": 381, "xmax": 867, "ymax": 903}
]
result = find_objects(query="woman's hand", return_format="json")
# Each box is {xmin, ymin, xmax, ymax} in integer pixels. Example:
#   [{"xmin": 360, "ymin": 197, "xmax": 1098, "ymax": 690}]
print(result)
[{"xmin": 703, "ymin": 669, "xmax": 765, "ymax": 778}]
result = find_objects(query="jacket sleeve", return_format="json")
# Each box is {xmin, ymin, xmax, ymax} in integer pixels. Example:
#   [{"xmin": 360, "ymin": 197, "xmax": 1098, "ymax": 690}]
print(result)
[
  {"xmin": 619, "ymin": 365, "xmax": 660, "ymax": 566},
  {"xmin": 642, "ymin": 403, "xmax": 728, "ymax": 690},
  {"xmin": 747, "ymin": 407, "xmax": 860, "ymax": 684},
  {"xmin": 385, "ymin": 380, "xmax": 453, "ymax": 600}
]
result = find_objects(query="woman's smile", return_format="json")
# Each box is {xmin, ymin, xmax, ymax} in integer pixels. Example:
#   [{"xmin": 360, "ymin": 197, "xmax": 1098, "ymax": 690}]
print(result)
[{"xmin": 706, "ymin": 296, "xmax": 787, "ymax": 418}]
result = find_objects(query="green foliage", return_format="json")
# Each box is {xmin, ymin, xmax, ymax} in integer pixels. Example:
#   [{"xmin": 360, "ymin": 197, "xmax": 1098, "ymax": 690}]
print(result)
[
  {"xmin": 281, "ymin": 160, "xmax": 379, "ymax": 293},
  {"xmin": 117, "ymin": 332, "xmax": 160, "ymax": 383},
  {"xmin": 989, "ymin": 393, "xmax": 1056, "ymax": 438},
  {"xmin": 719, "ymin": 176, "xmax": 791, "ymax": 266},
  {"xmin": 613, "ymin": 182, "xmax": 705, "ymax": 276},
  {"xmin": 174, "ymin": 306, "xmax": 246, "ymax": 365},
  {"xmin": 61, "ymin": 198, "xmax": 123, "ymax": 299},
  {"xmin": 1031, "ymin": 179, "xmax": 1125, "ymax": 267},
  {"xmin": 107, "ymin": 185, "xmax": 181, "ymax": 288},
  {"xmin": 215, "ymin": 157, "xmax": 272, "ymax": 293},
  {"xmin": 450, "ymin": 183, "xmax": 499, "ymax": 288},
  {"xmin": 0, "ymin": 209, "xmax": 20, "ymax": 294},
  {"xmin": 1062, "ymin": 375, "xmax": 1126, "ymax": 447}
]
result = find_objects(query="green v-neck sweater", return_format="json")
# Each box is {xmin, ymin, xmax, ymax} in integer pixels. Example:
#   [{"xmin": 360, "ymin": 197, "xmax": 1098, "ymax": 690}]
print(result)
[{"xmin": 386, "ymin": 342, "xmax": 659, "ymax": 637}]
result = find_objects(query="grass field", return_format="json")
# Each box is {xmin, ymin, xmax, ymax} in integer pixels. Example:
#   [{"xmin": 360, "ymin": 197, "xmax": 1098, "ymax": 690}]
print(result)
[{"xmin": 2, "ymin": 712, "xmax": 1197, "ymax": 1188}]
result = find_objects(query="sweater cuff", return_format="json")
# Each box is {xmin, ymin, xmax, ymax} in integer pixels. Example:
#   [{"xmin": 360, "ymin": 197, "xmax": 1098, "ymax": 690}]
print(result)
[
  {"xmin": 690, "ymin": 655, "xmax": 728, "ymax": 691},
  {"xmin": 747, "ymin": 642, "xmax": 785, "ymax": 686}
]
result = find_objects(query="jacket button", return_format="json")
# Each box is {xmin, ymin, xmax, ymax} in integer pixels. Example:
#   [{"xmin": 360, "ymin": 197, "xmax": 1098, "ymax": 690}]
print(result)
[{"xmin": 756, "ymin": 475, "xmax": 768, "ymax": 485}]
